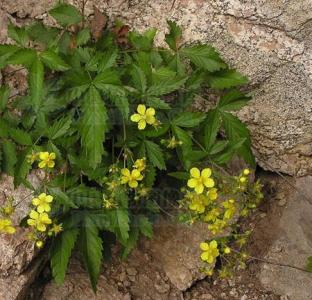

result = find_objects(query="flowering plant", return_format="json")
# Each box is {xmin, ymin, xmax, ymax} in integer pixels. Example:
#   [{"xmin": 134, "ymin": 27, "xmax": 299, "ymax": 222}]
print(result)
[{"xmin": 0, "ymin": 3, "xmax": 257, "ymax": 290}]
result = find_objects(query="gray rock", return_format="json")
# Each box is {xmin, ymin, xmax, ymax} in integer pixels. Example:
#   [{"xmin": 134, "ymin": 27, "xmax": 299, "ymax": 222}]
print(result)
[{"xmin": 259, "ymin": 176, "xmax": 312, "ymax": 300}]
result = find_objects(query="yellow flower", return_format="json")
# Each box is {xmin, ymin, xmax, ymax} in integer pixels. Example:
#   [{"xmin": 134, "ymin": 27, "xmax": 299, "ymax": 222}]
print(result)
[
  {"xmin": 27, "ymin": 152, "xmax": 38, "ymax": 164},
  {"xmin": 36, "ymin": 240, "xmax": 44, "ymax": 249},
  {"xmin": 207, "ymin": 188, "xmax": 218, "ymax": 200},
  {"xmin": 224, "ymin": 247, "xmax": 231, "ymax": 254},
  {"xmin": 187, "ymin": 167, "xmax": 215, "ymax": 194},
  {"xmin": 130, "ymin": 104, "xmax": 156, "ymax": 130},
  {"xmin": 50, "ymin": 223, "xmax": 63, "ymax": 235},
  {"xmin": 32, "ymin": 193, "xmax": 53, "ymax": 213},
  {"xmin": 189, "ymin": 197, "xmax": 206, "ymax": 214},
  {"xmin": 134, "ymin": 158, "xmax": 146, "ymax": 172},
  {"xmin": 106, "ymin": 180, "xmax": 119, "ymax": 191},
  {"xmin": 167, "ymin": 136, "xmax": 182, "ymax": 149},
  {"xmin": 27, "ymin": 210, "xmax": 52, "ymax": 232},
  {"xmin": 200, "ymin": 240, "xmax": 219, "ymax": 263},
  {"xmin": 3, "ymin": 205, "xmax": 14, "ymax": 216},
  {"xmin": 120, "ymin": 168, "xmax": 143, "ymax": 188},
  {"xmin": 239, "ymin": 176, "xmax": 247, "ymax": 183},
  {"xmin": 137, "ymin": 185, "xmax": 151, "ymax": 198},
  {"xmin": 0, "ymin": 218, "xmax": 16, "ymax": 234},
  {"xmin": 208, "ymin": 219, "xmax": 227, "ymax": 235},
  {"xmin": 38, "ymin": 152, "xmax": 56, "ymax": 169},
  {"xmin": 243, "ymin": 168, "xmax": 250, "ymax": 176},
  {"xmin": 204, "ymin": 208, "xmax": 221, "ymax": 222},
  {"xmin": 222, "ymin": 199, "xmax": 236, "ymax": 220}
]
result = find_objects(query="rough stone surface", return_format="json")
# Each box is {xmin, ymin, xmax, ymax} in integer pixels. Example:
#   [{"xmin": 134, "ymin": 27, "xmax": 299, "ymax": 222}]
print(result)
[
  {"xmin": 259, "ymin": 176, "xmax": 312, "ymax": 300},
  {"xmin": 1, "ymin": 0, "xmax": 311, "ymax": 176}
]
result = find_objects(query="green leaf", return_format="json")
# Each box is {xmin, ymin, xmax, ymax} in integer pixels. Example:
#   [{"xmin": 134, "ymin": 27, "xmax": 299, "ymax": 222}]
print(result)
[
  {"xmin": 180, "ymin": 45, "xmax": 226, "ymax": 72},
  {"xmin": 209, "ymin": 69, "xmax": 248, "ymax": 89},
  {"xmin": 171, "ymin": 125, "xmax": 192, "ymax": 148},
  {"xmin": 209, "ymin": 140, "xmax": 228, "ymax": 155},
  {"xmin": 68, "ymin": 186, "xmax": 103, "ymax": 209},
  {"xmin": 306, "ymin": 256, "xmax": 312, "ymax": 273},
  {"xmin": 27, "ymin": 22, "xmax": 59, "ymax": 47},
  {"xmin": 108, "ymin": 208, "xmax": 130, "ymax": 245},
  {"xmin": 79, "ymin": 86, "xmax": 107, "ymax": 169},
  {"xmin": 144, "ymin": 165, "xmax": 156, "ymax": 187},
  {"xmin": 47, "ymin": 187, "xmax": 77, "ymax": 208},
  {"xmin": 144, "ymin": 140, "xmax": 166, "ymax": 170},
  {"xmin": 218, "ymin": 89, "xmax": 251, "ymax": 111},
  {"xmin": 49, "ymin": 3, "xmax": 82, "ymax": 27},
  {"xmin": 47, "ymin": 117, "xmax": 72, "ymax": 140},
  {"xmin": 29, "ymin": 57, "xmax": 44, "ymax": 112},
  {"xmin": 78, "ymin": 214, "xmax": 103, "ymax": 292},
  {"xmin": 121, "ymin": 225, "xmax": 139, "ymax": 259},
  {"xmin": 0, "ymin": 45, "xmax": 19, "ymax": 68},
  {"xmin": 0, "ymin": 85, "xmax": 10, "ymax": 113},
  {"xmin": 204, "ymin": 109, "xmax": 221, "ymax": 150},
  {"xmin": 98, "ymin": 49, "xmax": 118, "ymax": 71},
  {"xmin": 14, "ymin": 146, "xmax": 32, "ymax": 187},
  {"xmin": 8, "ymin": 23, "xmax": 29, "ymax": 46},
  {"xmin": 146, "ymin": 97, "xmax": 170, "ymax": 109},
  {"xmin": 9, "ymin": 128, "xmax": 32, "ymax": 145},
  {"xmin": 138, "ymin": 216, "xmax": 153, "ymax": 238},
  {"xmin": 221, "ymin": 112, "xmax": 250, "ymax": 141},
  {"xmin": 110, "ymin": 96, "xmax": 129, "ymax": 119},
  {"xmin": 1, "ymin": 140, "xmax": 17, "ymax": 175},
  {"xmin": 76, "ymin": 28, "xmax": 91, "ymax": 46},
  {"xmin": 130, "ymin": 64, "xmax": 147, "ymax": 93},
  {"xmin": 171, "ymin": 112, "xmax": 205, "ymax": 128},
  {"xmin": 147, "ymin": 76, "xmax": 187, "ymax": 96},
  {"xmin": 129, "ymin": 28, "xmax": 157, "ymax": 50},
  {"xmin": 0, "ymin": 119, "xmax": 10, "ymax": 138},
  {"xmin": 40, "ymin": 50, "xmax": 70, "ymax": 71},
  {"xmin": 7, "ymin": 48, "xmax": 37, "ymax": 67},
  {"xmin": 165, "ymin": 20, "xmax": 182, "ymax": 51},
  {"xmin": 143, "ymin": 124, "xmax": 170, "ymax": 138}
]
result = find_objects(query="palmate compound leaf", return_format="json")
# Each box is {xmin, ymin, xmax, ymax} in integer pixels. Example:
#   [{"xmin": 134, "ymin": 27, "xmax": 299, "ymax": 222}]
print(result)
[
  {"xmin": 49, "ymin": 3, "xmax": 82, "ymax": 27},
  {"xmin": 29, "ymin": 57, "xmax": 44, "ymax": 112},
  {"xmin": 78, "ymin": 214, "xmax": 103, "ymax": 292},
  {"xmin": 165, "ymin": 20, "xmax": 182, "ymax": 51},
  {"xmin": 79, "ymin": 86, "xmax": 108, "ymax": 169}
]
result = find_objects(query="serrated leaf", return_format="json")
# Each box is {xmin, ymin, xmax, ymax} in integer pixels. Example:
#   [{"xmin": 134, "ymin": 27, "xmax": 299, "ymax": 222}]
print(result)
[
  {"xmin": 209, "ymin": 69, "xmax": 248, "ymax": 89},
  {"xmin": 108, "ymin": 208, "xmax": 130, "ymax": 245},
  {"xmin": 121, "ymin": 225, "xmax": 139, "ymax": 259},
  {"xmin": 78, "ymin": 214, "xmax": 103, "ymax": 292},
  {"xmin": 110, "ymin": 95, "xmax": 129, "ymax": 119},
  {"xmin": 47, "ymin": 117, "xmax": 72, "ymax": 140},
  {"xmin": 146, "ymin": 97, "xmax": 170, "ymax": 109},
  {"xmin": 7, "ymin": 48, "xmax": 37, "ymax": 67},
  {"xmin": 29, "ymin": 57, "xmax": 44, "ymax": 112},
  {"xmin": 212, "ymin": 138, "xmax": 246, "ymax": 164},
  {"xmin": 171, "ymin": 112, "xmax": 205, "ymax": 128},
  {"xmin": 8, "ymin": 23, "xmax": 29, "ymax": 47},
  {"xmin": 129, "ymin": 28, "xmax": 157, "ymax": 50},
  {"xmin": 138, "ymin": 215, "xmax": 153, "ymax": 238},
  {"xmin": 171, "ymin": 125, "xmax": 192, "ymax": 148},
  {"xmin": 180, "ymin": 44, "xmax": 226, "ymax": 72},
  {"xmin": 144, "ymin": 140, "xmax": 166, "ymax": 170},
  {"xmin": 51, "ymin": 227, "xmax": 79, "ymax": 285},
  {"xmin": 40, "ymin": 50, "xmax": 70, "ymax": 71},
  {"xmin": 147, "ymin": 76, "xmax": 187, "ymax": 96},
  {"xmin": 90, "ymin": 6, "xmax": 107, "ymax": 41},
  {"xmin": 218, "ymin": 89, "xmax": 251, "ymax": 111},
  {"xmin": 0, "ymin": 85, "xmax": 10, "ymax": 113},
  {"xmin": 0, "ymin": 119, "xmax": 10, "ymax": 138},
  {"xmin": 204, "ymin": 109, "xmax": 221, "ymax": 150},
  {"xmin": 143, "ymin": 124, "xmax": 170, "ymax": 138},
  {"xmin": 168, "ymin": 171, "xmax": 189, "ymax": 180},
  {"xmin": 9, "ymin": 128, "xmax": 32, "ymax": 145},
  {"xmin": 209, "ymin": 140, "xmax": 228, "ymax": 155},
  {"xmin": 47, "ymin": 187, "xmax": 77, "ymax": 208},
  {"xmin": 76, "ymin": 28, "xmax": 91, "ymax": 46},
  {"xmin": 79, "ymin": 86, "xmax": 107, "ymax": 169},
  {"xmin": 2, "ymin": 140, "xmax": 17, "ymax": 175},
  {"xmin": 165, "ymin": 20, "xmax": 182, "ymax": 51},
  {"xmin": 0, "ymin": 45, "xmax": 19, "ymax": 68},
  {"xmin": 98, "ymin": 49, "xmax": 118, "ymax": 71},
  {"xmin": 130, "ymin": 64, "xmax": 147, "ymax": 93},
  {"xmin": 14, "ymin": 146, "xmax": 32, "ymax": 187},
  {"xmin": 49, "ymin": 4, "xmax": 82, "ymax": 27},
  {"xmin": 68, "ymin": 186, "xmax": 103, "ymax": 209},
  {"xmin": 27, "ymin": 22, "xmax": 59, "ymax": 47}
]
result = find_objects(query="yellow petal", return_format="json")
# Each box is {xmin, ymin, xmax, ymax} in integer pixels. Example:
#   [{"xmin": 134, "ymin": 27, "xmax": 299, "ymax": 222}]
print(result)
[
  {"xmin": 146, "ymin": 107, "xmax": 155, "ymax": 116},
  {"xmin": 210, "ymin": 240, "xmax": 218, "ymax": 248},
  {"xmin": 39, "ymin": 193, "xmax": 47, "ymax": 199},
  {"xmin": 32, "ymin": 198, "xmax": 40, "ymax": 206},
  {"xmin": 39, "ymin": 152, "xmax": 49, "ymax": 160},
  {"xmin": 206, "ymin": 255, "xmax": 214, "ymax": 264},
  {"xmin": 121, "ymin": 168, "xmax": 131, "ymax": 177},
  {"xmin": 137, "ymin": 104, "xmax": 146, "ymax": 115},
  {"xmin": 129, "ymin": 180, "xmax": 138, "ymax": 188},
  {"xmin": 190, "ymin": 167, "xmax": 200, "ymax": 178},
  {"xmin": 38, "ymin": 161, "xmax": 46, "ymax": 169},
  {"xmin": 130, "ymin": 113, "xmax": 142, "ymax": 122},
  {"xmin": 47, "ymin": 161, "xmax": 55, "ymax": 168},
  {"xmin": 27, "ymin": 219, "xmax": 36, "ymax": 226},
  {"xmin": 138, "ymin": 119, "xmax": 146, "ymax": 130},
  {"xmin": 131, "ymin": 169, "xmax": 141, "ymax": 179},
  {"xmin": 195, "ymin": 184, "xmax": 204, "ymax": 194},
  {"xmin": 37, "ymin": 205, "xmax": 45, "ymax": 213},
  {"xmin": 146, "ymin": 115, "xmax": 156, "ymax": 125},
  {"xmin": 201, "ymin": 168, "xmax": 212, "ymax": 178},
  {"xmin": 121, "ymin": 176, "xmax": 129, "ymax": 184},
  {"xmin": 203, "ymin": 178, "xmax": 215, "ymax": 188},
  {"xmin": 49, "ymin": 152, "xmax": 56, "ymax": 159},
  {"xmin": 29, "ymin": 210, "xmax": 39, "ymax": 220},
  {"xmin": 5, "ymin": 226, "xmax": 16, "ymax": 234},
  {"xmin": 37, "ymin": 224, "xmax": 46, "ymax": 232},
  {"xmin": 46, "ymin": 195, "xmax": 53, "ymax": 203},
  {"xmin": 200, "ymin": 252, "xmax": 209, "ymax": 262},
  {"xmin": 187, "ymin": 178, "xmax": 197, "ymax": 188},
  {"xmin": 200, "ymin": 242, "xmax": 209, "ymax": 251}
]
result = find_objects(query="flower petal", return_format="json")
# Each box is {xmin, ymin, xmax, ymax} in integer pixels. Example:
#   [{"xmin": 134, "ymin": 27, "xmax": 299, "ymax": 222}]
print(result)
[
  {"xmin": 29, "ymin": 210, "xmax": 39, "ymax": 220},
  {"xmin": 187, "ymin": 178, "xmax": 197, "ymax": 188},
  {"xmin": 121, "ymin": 168, "xmax": 131, "ymax": 177},
  {"xmin": 146, "ymin": 115, "xmax": 156, "ymax": 125},
  {"xmin": 32, "ymin": 198, "xmax": 40, "ymax": 206},
  {"xmin": 46, "ymin": 195, "xmax": 53, "ymax": 203},
  {"xmin": 203, "ymin": 178, "xmax": 215, "ymax": 188},
  {"xmin": 201, "ymin": 168, "xmax": 212, "ymax": 178},
  {"xmin": 38, "ymin": 161, "xmax": 46, "ymax": 169},
  {"xmin": 210, "ymin": 240, "xmax": 218, "ymax": 248},
  {"xmin": 138, "ymin": 119, "xmax": 146, "ymax": 130},
  {"xmin": 130, "ymin": 113, "xmax": 142, "ymax": 122},
  {"xmin": 146, "ymin": 107, "xmax": 155, "ymax": 116},
  {"xmin": 47, "ymin": 161, "xmax": 55, "ymax": 168},
  {"xmin": 195, "ymin": 184, "xmax": 204, "ymax": 194},
  {"xmin": 39, "ymin": 152, "xmax": 49, "ymax": 160},
  {"xmin": 129, "ymin": 180, "xmax": 138, "ymax": 188},
  {"xmin": 137, "ymin": 104, "xmax": 146, "ymax": 115},
  {"xmin": 200, "ymin": 252, "xmax": 209, "ymax": 262},
  {"xmin": 200, "ymin": 242, "xmax": 209, "ymax": 251},
  {"xmin": 49, "ymin": 152, "xmax": 56, "ymax": 159},
  {"xmin": 190, "ymin": 167, "xmax": 200, "ymax": 178}
]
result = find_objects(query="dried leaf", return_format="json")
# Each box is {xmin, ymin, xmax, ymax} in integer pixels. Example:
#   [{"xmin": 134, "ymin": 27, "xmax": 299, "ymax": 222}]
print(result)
[{"xmin": 90, "ymin": 6, "xmax": 107, "ymax": 41}]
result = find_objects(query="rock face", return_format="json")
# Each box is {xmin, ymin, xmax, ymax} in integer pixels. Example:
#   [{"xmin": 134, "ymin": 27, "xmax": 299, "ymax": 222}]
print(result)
[
  {"xmin": 1, "ymin": 0, "xmax": 311, "ymax": 175},
  {"xmin": 259, "ymin": 176, "xmax": 312, "ymax": 300},
  {"xmin": 0, "ymin": 173, "xmax": 43, "ymax": 300}
]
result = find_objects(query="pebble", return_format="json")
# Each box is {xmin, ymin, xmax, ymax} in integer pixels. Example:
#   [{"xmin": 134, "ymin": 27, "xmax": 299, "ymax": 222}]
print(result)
[{"xmin": 278, "ymin": 199, "xmax": 287, "ymax": 206}]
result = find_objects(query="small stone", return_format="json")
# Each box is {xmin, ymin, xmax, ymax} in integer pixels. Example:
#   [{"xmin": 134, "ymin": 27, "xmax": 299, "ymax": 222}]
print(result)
[
  {"xmin": 200, "ymin": 294, "xmax": 213, "ymax": 300},
  {"xmin": 154, "ymin": 282, "xmax": 170, "ymax": 294},
  {"xmin": 241, "ymin": 295, "xmax": 248, "ymax": 300},
  {"xmin": 126, "ymin": 267, "xmax": 137, "ymax": 276},
  {"xmin": 278, "ymin": 198, "xmax": 287, "ymax": 206}
]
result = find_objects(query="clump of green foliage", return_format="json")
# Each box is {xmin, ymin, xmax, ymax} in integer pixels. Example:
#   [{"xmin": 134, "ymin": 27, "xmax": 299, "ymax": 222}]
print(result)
[{"xmin": 0, "ymin": 3, "xmax": 257, "ymax": 291}]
